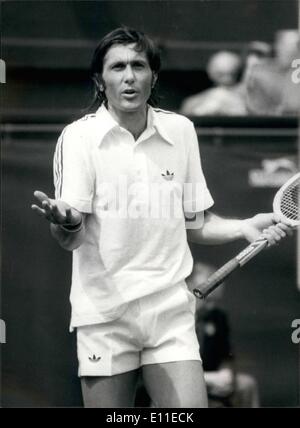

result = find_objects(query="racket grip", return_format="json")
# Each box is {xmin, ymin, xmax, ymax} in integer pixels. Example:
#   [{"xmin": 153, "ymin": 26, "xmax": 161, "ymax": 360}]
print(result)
[{"xmin": 193, "ymin": 258, "xmax": 240, "ymax": 299}]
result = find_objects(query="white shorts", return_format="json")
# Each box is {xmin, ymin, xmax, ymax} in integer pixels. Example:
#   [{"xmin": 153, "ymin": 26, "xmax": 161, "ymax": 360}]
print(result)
[{"xmin": 77, "ymin": 281, "xmax": 201, "ymax": 377}]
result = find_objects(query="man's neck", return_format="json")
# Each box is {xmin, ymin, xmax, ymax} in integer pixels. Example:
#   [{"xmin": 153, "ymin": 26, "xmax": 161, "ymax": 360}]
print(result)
[{"xmin": 107, "ymin": 105, "xmax": 148, "ymax": 141}]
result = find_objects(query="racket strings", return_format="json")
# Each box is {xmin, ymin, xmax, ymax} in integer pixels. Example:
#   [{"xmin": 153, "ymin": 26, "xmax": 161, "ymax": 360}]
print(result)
[{"xmin": 280, "ymin": 181, "xmax": 299, "ymax": 221}]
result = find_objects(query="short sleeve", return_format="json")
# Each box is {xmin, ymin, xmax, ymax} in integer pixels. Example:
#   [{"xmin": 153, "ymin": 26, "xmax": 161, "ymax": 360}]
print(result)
[
  {"xmin": 183, "ymin": 121, "xmax": 214, "ymax": 213},
  {"xmin": 53, "ymin": 124, "xmax": 95, "ymax": 213}
]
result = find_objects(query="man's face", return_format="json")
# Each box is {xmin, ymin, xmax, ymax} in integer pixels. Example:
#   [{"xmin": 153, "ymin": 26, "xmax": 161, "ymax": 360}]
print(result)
[{"xmin": 101, "ymin": 43, "xmax": 156, "ymax": 115}]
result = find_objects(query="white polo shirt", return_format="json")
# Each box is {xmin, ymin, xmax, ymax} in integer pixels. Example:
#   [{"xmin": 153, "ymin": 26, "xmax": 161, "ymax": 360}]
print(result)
[{"xmin": 54, "ymin": 105, "xmax": 214, "ymax": 329}]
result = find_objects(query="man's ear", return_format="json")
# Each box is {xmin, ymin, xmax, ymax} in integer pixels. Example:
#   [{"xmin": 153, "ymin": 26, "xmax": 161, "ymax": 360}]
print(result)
[
  {"xmin": 94, "ymin": 73, "xmax": 105, "ymax": 92},
  {"xmin": 152, "ymin": 73, "xmax": 158, "ymax": 88}
]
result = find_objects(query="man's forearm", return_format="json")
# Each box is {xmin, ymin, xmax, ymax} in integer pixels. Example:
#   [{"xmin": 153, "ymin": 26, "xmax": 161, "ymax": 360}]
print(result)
[
  {"xmin": 50, "ymin": 222, "xmax": 86, "ymax": 251},
  {"xmin": 187, "ymin": 211, "xmax": 245, "ymax": 245}
]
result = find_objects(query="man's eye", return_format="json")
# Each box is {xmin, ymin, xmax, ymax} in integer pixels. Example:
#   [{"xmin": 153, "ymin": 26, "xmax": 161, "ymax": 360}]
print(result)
[
  {"xmin": 134, "ymin": 63, "xmax": 145, "ymax": 69},
  {"xmin": 112, "ymin": 64, "xmax": 124, "ymax": 70}
]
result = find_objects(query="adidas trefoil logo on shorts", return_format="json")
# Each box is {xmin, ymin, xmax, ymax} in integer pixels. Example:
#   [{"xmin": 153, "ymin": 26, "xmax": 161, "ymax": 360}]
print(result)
[
  {"xmin": 89, "ymin": 354, "xmax": 101, "ymax": 362},
  {"xmin": 162, "ymin": 170, "xmax": 174, "ymax": 181}
]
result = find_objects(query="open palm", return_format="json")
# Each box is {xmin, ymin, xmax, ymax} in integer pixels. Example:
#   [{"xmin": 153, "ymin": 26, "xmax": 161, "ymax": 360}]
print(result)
[{"xmin": 31, "ymin": 190, "xmax": 82, "ymax": 226}]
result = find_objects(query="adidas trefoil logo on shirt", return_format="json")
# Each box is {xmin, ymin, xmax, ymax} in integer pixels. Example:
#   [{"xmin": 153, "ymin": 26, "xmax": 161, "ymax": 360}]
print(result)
[
  {"xmin": 162, "ymin": 170, "xmax": 174, "ymax": 181},
  {"xmin": 89, "ymin": 355, "xmax": 101, "ymax": 362}
]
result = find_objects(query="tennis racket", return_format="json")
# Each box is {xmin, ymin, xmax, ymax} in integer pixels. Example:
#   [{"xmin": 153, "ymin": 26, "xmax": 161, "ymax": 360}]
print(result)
[{"xmin": 193, "ymin": 172, "xmax": 300, "ymax": 299}]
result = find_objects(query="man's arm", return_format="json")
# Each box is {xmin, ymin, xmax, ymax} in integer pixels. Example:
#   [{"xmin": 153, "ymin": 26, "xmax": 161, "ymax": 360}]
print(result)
[
  {"xmin": 32, "ymin": 190, "xmax": 87, "ymax": 251},
  {"xmin": 187, "ymin": 210, "xmax": 292, "ymax": 245}
]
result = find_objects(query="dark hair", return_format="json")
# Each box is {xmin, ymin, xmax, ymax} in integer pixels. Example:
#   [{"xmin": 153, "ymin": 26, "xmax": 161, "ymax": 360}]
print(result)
[{"xmin": 89, "ymin": 27, "xmax": 161, "ymax": 110}]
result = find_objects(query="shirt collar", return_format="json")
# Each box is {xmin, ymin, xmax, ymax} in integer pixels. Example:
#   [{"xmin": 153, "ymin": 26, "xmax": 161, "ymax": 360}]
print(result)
[
  {"xmin": 95, "ymin": 104, "xmax": 174, "ymax": 146},
  {"xmin": 95, "ymin": 104, "xmax": 119, "ymax": 146},
  {"xmin": 150, "ymin": 107, "xmax": 174, "ymax": 145}
]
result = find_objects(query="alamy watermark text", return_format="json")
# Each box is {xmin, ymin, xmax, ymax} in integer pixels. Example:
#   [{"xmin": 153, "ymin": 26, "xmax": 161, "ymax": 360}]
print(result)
[
  {"xmin": 0, "ymin": 59, "xmax": 6, "ymax": 83},
  {"xmin": 0, "ymin": 319, "xmax": 6, "ymax": 344},
  {"xmin": 291, "ymin": 319, "xmax": 300, "ymax": 344},
  {"xmin": 291, "ymin": 59, "xmax": 300, "ymax": 84}
]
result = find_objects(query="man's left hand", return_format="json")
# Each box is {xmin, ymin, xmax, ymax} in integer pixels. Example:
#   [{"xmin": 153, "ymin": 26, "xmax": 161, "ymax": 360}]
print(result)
[{"xmin": 241, "ymin": 213, "xmax": 293, "ymax": 246}]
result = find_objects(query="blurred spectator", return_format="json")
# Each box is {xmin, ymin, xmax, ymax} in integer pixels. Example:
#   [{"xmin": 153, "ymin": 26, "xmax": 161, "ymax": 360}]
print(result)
[
  {"xmin": 186, "ymin": 261, "xmax": 260, "ymax": 408},
  {"xmin": 236, "ymin": 41, "xmax": 272, "ymax": 103},
  {"xmin": 246, "ymin": 29, "xmax": 300, "ymax": 115},
  {"xmin": 242, "ymin": 41, "xmax": 272, "ymax": 80},
  {"xmin": 180, "ymin": 51, "xmax": 247, "ymax": 116}
]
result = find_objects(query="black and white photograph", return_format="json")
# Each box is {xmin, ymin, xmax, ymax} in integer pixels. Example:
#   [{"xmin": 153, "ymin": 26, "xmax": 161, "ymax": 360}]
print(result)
[{"xmin": 1, "ymin": 0, "xmax": 300, "ymax": 409}]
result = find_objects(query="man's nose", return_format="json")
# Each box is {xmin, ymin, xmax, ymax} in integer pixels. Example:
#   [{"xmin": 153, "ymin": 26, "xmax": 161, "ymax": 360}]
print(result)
[{"xmin": 124, "ymin": 65, "xmax": 135, "ymax": 82}]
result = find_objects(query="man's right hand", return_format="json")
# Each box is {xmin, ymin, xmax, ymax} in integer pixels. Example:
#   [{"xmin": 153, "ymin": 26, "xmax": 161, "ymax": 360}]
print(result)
[{"xmin": 31, "ymin": 190, "xmax": 82, "ymax": 227}]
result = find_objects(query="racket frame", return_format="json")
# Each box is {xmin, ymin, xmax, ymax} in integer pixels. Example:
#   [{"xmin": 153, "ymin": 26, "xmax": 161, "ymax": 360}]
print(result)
[{"xmin": 273, "ymin": 172, "xmax": 300, "ymax": 228}]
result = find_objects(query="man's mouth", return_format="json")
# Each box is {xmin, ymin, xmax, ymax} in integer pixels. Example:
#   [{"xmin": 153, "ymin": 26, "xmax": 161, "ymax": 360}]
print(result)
[{"xmin": 122, "ymin": 89, "xmax": 138, "ymax": 96}]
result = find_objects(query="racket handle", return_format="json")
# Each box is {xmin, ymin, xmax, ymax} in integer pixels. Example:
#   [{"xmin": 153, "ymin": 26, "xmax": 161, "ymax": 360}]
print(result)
[{"xmin": 193, "ymin": 258, "xmax": 240, "ymax": 299}]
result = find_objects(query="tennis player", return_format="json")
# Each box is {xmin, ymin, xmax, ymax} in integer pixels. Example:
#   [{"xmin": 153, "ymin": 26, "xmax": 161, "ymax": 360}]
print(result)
[{"xmin": 32, "ymin": 27, "xmax": 292, "ymax": 408}]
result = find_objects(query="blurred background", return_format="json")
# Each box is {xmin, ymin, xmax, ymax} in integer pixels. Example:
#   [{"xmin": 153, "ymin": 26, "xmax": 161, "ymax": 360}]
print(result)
[{"xmin": 1, "ymin": 0, "xmax": 299, "ymax": 407}]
